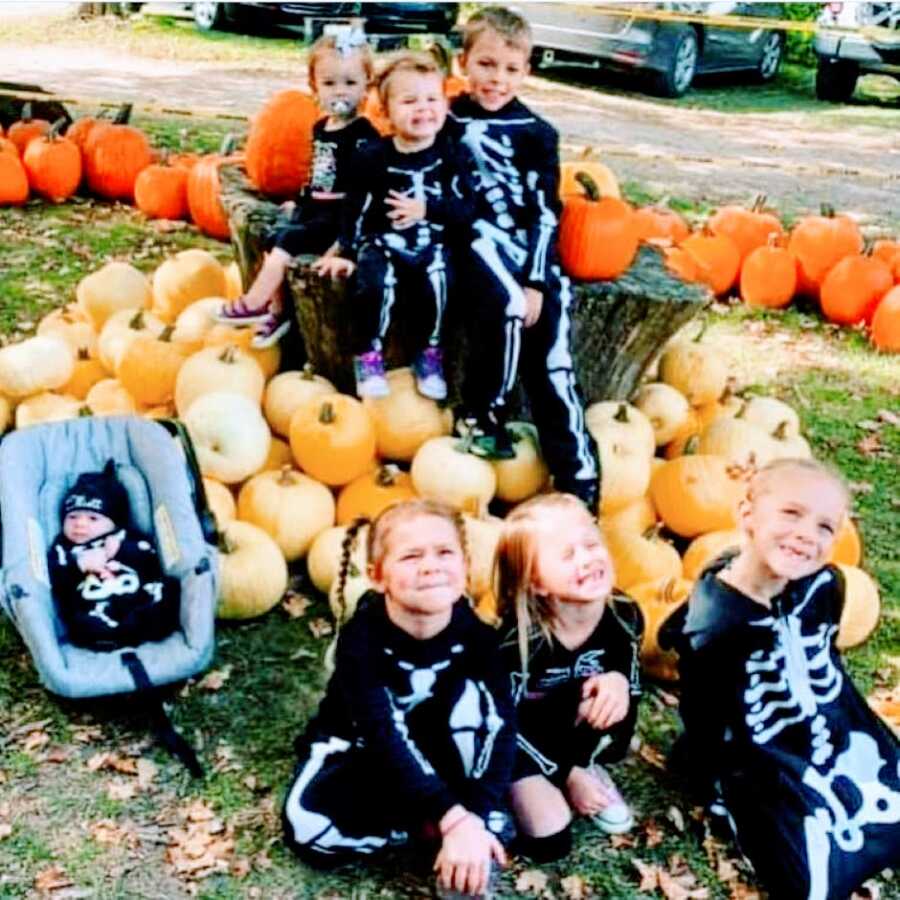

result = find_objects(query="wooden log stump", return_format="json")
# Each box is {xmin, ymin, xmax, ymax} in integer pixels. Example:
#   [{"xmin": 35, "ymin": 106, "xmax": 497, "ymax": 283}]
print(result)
[{"xmin": 220, "ymin": 163, "xmax": 710, "ymax": 405}]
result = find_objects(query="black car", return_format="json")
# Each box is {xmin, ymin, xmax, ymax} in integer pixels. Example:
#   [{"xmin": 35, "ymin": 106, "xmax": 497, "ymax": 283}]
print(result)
[{"xmin": 192, "ymin": 2, "xmax": 459, "ymax": 42}]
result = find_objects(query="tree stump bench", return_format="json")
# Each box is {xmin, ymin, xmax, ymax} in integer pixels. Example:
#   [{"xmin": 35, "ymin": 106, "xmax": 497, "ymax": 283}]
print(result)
[{"xmin": 220, "ymin": 163, "xmax": 710, "ymax": 405}]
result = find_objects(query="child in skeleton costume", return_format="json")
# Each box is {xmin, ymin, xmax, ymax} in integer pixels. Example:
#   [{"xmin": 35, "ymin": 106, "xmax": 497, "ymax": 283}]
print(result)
[
  {"xmin": 283, "ymin": 501, "xmax": 515, "ymax": 898},
  {"xmin": 446, "ymin": 7, "xmax": 598, "ymax": 510},
  {"xmin": 496, "ymin": 494, "xmax": 642, "ymax": 862},
  {"xmin": 48, "ymin": 462, "xmax": 179, "ymax": 650},
  {"xmin": 216, "ymin": 32, "xmax": 377, "ymax": 348},
  {"xmin": 315, "ymin": 52, "xmax": 471, "ymax": 403},
  {"xmin": 673, "ymin": 459, "xmax": 900, "ymax": 900}
]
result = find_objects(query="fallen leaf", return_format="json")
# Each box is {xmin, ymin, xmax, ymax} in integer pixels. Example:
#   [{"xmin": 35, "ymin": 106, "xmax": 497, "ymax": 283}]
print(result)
[
  {"xmin": 666, "ymin": 805, "xmax": 686, "ymax": 832},
  {"xmin": 282, "ymin": 592, "xmax": 311, "ymax": 619},
  {"xmin": 34, "ymin": 865, "xmax": 74, "ymax": 893},
  {"xmin": 230, "ymin": 857, "xmax": 251, "ymax": 879},
  {"xmin": 89, "ymin": 819, "xmax": 137, "ymax": 847},
  {"xmin": 717, "ymin": 857, "xmax": 740, "ymax": 883},
  {"xmin": 107, "ymin": 780, "xmax": 138, "ymax": 801},
  {"xmin": 515, "ymin": 868, "xmax": 550, "ymax": 894},
  {"xmin": 561, "ymin": 873, "xmax": 589, "ymax": 899},
  {"xmin": 198, "ymin": 666, "xmax": 232, "ymax": 692},
  {"xmin": 610, "ymin": 832, "xmax": 638, "ymax": 849},
  {"xmin": 45, "ymin": 746, "xmax": 71, "ymax": 764},
  {"xmin": 639, "ymin": 743, "xmax": 667, "ymax": 770},
  {"xmin": 643, "ymin": 818, "xmax": 664, "ymax": 848},
  {"xmin": 0, "ymin": 823, "xmax": 12, "ymax": 840},
  {"xmin": 856, "ymin": 419, "xmax": 881, "ymax": 431},
  {"xmin": 137, "ymin": 759, "xmax": 158, "ymax": 790},
  {"xmin": 308, "ymin": 617, "xmax": 333, "ymax": 639},
  {"xmin": 658, "ymin": 868, "xmax": 709, "ymax": 899},
  {"xmin": 876, "ymin": 409, "xmax": 899, "ymax": 427},
  {"xmin": 23, "ymin": 730, "xmax": 50, "ymax": 753},
  {"xmin": 72, "ymin": 726, "xmax": 103, "ymax": 744},
  {"xmin": 856, "ymin": 434, "xmax": 884, "ymax": 456},
  {"xmin": 185, "ymin": 799, "xmax": 216, "ymax": 823},
  {"xmin": 848, "ymin": 481, "xmax": 874, "ymax": 495},
  {"xmin": 632, "ymin": 858, "xmax": 661, "ymax": 891}
]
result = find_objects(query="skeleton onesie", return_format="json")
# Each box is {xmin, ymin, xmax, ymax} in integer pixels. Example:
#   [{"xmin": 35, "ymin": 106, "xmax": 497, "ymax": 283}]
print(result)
[
  {"xmin": 675, "ymin": 556, "xmax": 900, "ymax": 900},
  {"xmin": 282, "ymin": 594, "xmax": 516, "ymax": 866}
]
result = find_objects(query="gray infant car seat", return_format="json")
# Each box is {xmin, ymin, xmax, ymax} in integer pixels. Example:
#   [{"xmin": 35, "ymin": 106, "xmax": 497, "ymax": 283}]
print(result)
[{"xmin": 0, "ymin": 416, "xmax": 218, "ymax": 773}]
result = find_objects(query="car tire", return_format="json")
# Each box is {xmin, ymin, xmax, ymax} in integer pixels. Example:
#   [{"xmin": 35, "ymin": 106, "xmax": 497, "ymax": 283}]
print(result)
[
  {"xmin": 193, "ymin": 1, "xmax": 228, "ymax": 32},
  {"xmin": 653, "ymin": 29, "xmax": 698, "ymax": 98},
  {"xmin": 815, "ymin": 58, "xmax": 859, "ymax": 102},
  {"xmin": 755, "ymin": 31, "xmax": 784, "ymax": 83}
]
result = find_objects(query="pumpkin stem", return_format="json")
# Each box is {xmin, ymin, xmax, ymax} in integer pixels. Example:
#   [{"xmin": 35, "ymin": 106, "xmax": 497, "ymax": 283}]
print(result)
[
  {"xmin": 21, "ymin": 102, "xmax": 32, "ymax": 122},
  {"xmin": 128, "ymin": 309, "xmax": 146, "ymax": 330},
  {"xmin": 301, "ymin": 362, "xmax": 316, "ymax": 380},
  {"xmin": 219, "ymin": 133, "xmax": 237, "ymax": 156},
  {"xmin": 661, "ymin": 577, "xmax": 677, "ymax": 604},
  {"xmin": 683, "ymin": 435, "xmax": 700, "ymax": 455},
  {"xmin": 113, "ymin": 102, "xmax": 133, "ymax": 125},
  {"xmin": 579, "ymin": 145, "xmax": 594, "ymax": 161},
  {"xmin": 158, "ymin": 324, "xmax": 175, "ymax": 343},
  {"xmin": 375, "ymin": 464, "xmax": 399, "ymax": 487},
  {"xmin": 77, "ymin": 346, "xmax": 91, "ymax": 361},
  {"xmin": 751, "ymin": 193, "xmax": 767, "ymax": 213},
  {"xmin": 642, "ymin": 522, "xmax": 664, "ymax": 541},
  {"xmin": 692, "ymin": 322, "xmax": 708, "ymax": 343},
  {"xmin": 735, "ymin": 401, "xmax": 748, "ymax": 419},
  {"xmin": 574, "ymin": 171, "xmax": 600, "ymax": 202},
  {"xmin": 49, "ymin": 118, "xmax": 67, "ymax": 141},
  {"xmin": 613, "ymin": 403, "xmax": 630, "ymax": 423},
  {"xmin": 820, "ymin": 203, "xmax": 836, "ymax": 219},
  {"xmin": 77, "ymin": 404, "xmax": 93, "ymax": 418},
  {"xmin": 277, "ymin": 465, "xmax": 296, "ymax": 485},
  {"xmin": 318, "ymin": 401, "xmax": 335, "ymax": 424},
  {"xmin": 772, "ymin": 420, "xmax": 790, "ymax": 440},
  {"xmin": 217, "ymin": 531, "xmax": 233, "ymax": 555},
  {"xmin": 219, "ymin": 345, "xmax": 238, "ymax": 364}
]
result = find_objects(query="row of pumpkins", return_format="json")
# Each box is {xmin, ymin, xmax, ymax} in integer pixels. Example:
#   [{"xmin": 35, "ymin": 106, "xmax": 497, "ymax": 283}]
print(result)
[
  {"xmin": 558, "ymin": 172, "xmax": 900, "ymax": 354},
  {"xmin": 0, "ymin": 247, "xmax": 881, "ymax": 683}
]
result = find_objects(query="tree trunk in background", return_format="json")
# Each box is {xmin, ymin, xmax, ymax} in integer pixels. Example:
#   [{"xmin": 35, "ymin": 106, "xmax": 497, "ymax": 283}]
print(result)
[{"xmin": 220, "ymin": 163, "xmax": 710, "ymax": 405}]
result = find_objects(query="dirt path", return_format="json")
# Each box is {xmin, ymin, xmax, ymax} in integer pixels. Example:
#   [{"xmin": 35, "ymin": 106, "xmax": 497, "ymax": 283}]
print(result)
[{"xmin": 3, "ymin": 43, "xmax": 899, "ymax": 226}]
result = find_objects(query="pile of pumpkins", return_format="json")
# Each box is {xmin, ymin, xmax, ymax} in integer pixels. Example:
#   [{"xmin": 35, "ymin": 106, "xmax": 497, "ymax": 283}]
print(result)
[
  {"xmin": 557, "ymin": 164, "xmax": 900, "ymax": 354},
  {"xmin": 0, "ymin": 245, "xmax": 882, "ymax": 686},
  {"xmin": 590, "ymin": 330, "xmax": 880, "ymax": 681},
  {"xmin": 0, "ymin": 104, "xmax": 238, "ymax": 240}
]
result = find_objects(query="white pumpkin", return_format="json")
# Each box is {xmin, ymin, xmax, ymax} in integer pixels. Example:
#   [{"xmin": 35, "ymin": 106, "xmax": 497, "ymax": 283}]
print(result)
[
  {"xmin": 263, "ymin": 367, "xmax": 336, "ymax": 437},
  {"xmin": 0, "ymin": 336, "xmax": 75, "ymax": 399},
  {"xmin": 172, "ymin": 297, "xmax": 230, "ymax": 344},
  {"xmin": 596, "ymin": 436, "xmax": 652, "ymax": 515},
  {"xmin": 585, "ymin": 401, "xmax": 655, "ymax": 459},
  {"xmin": 174, "ymin": 345, "xmax": 265, "ymax": 418},
  {"xmin": 491, "ymin": 422, "xmax": 549, "ymax": 503},
  {"xmin": 307, "ymin": 523, "xmax": 370, "ymax": 595},
  {"xmin": 76, "ymin": 261, "xmax": 151, "ymax": 330},
  {"xmin": 739, "ymin": 395, "xmax": 801, "ymax": 438},
  {"xmin": 632, "ymin": 382, "xmax": 691, "ymax": 446},
  {"xmin": 237, "ymin": 467, "xmax": 336, "ymax": 561},
  {"xmin": 224, "ymin": 261, "xmax": 243, "ymax": 301},
  {"xmin": 97, "ymin": 308, "xmax": 166, "ymax": 374},
  {"xmin": 183, "ymin": 391, "xmax": 271, "ymax": 484},
  {"xmin": 84, "ymin": 378, "xmax": 139, "ymax": 416},
  {"xmin": 202, "ymin": 477, "xmax": 236, "ymax": 528},
  {"xmin": 37, "ymin": 304, "xmax": 98, "ymax": 358},
  {"xmin": 152, "ymin": 249, "xmax": 227, "ymax": 322},
  {"xmin": 836, "ymin": 564, "xmax": 881, "ymax": 650},
  {"xmin": 15, "ymin": 392, "xmax": 82, "ymax": 429},
  {"xmin": 216, "ymin": 520, "xmax": 288, "ymax": 620},
  {"xmin": 362, "ymin": 367, "xmax": 454, "ymax": 462},
  {"xmin": 411, "ymin": 436, "xmax": 497, "ymax": 515}
]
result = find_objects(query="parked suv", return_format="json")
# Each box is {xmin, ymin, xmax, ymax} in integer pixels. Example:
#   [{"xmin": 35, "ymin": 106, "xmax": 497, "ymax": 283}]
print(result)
[
  {"xmin": 518, "ymin": 2, "xmax": 785, "ymax": 98},
  {"xmin": 814, "ymin": 1, "xmax": 900, "ymax": 101}
]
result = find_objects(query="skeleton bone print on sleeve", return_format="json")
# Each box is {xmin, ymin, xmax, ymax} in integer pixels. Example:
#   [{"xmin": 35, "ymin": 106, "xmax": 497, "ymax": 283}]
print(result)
[{"xmin": 381, "ymin": 159, "xmax": 446, "ymax": 254}]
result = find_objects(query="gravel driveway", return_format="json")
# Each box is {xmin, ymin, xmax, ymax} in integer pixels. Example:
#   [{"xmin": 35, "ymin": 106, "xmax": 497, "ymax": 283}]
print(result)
[{"xmin": 2, "ymin": 41, "xmax": 899, "ymax": 227}]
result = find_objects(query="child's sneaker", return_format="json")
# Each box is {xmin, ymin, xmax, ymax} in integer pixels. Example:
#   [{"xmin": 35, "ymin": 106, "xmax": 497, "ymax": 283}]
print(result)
[
  {"xmin": 455, "ymin": 416, "xmax": 515, "ymax": 461},
  {"xmin": 214, "ymin": 296, "xmax": 271, "ymax": 325},
  {"xmin": 413, "ymin": 346, "xmax": 447, "ymax": 400},
  {"xmin": 250, "ymin": 313, "xmax": 290, "ymax": 349},
  {"xmin": 587, "ymin": 763, "xmax": 634, "ymax": 834},
  {"xmin": 354, "ymin": 349, "xmax": 389, "ymax": 398}
]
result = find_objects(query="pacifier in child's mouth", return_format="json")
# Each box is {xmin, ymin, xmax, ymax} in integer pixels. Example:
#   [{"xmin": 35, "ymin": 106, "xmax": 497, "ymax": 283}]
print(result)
[{"xmin": 328, "ymin": 98, "xmax": 355, "ymax": 117}]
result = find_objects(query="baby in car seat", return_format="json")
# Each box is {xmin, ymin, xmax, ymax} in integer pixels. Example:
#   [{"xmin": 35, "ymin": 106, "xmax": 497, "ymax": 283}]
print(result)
[{"xmin": 48, "ymin": 461, "xmax": 179, "ymax": 650}]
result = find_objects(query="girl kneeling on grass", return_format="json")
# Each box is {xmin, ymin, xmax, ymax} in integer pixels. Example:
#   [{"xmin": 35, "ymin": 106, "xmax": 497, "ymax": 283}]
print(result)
[
  {"xmin": 496, "ymin": 493, "xmax": 643, "ymax": 862},
  {"xmin": 282, "ymin": 500, "xmax": 514, "ymax": 899}
]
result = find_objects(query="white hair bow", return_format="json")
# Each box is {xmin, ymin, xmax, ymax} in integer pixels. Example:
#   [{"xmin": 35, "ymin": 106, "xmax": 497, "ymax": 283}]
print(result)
[{"xmin": 335, "ymin": 26, "xmax": 367, "ymax": 56}]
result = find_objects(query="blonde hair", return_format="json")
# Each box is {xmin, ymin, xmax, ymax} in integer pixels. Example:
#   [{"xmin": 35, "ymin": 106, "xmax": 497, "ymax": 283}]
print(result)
[
  {"xmin": 308, "ymin": 34, "xmax": 375, "ymax": 92},
  {"xmin": 333, "ymin": 499, "xmax": 468, "ymax": 625},
  {"xmin": 496, "ymin": 493, "xmax": 601, "ymax": 677},
  {"xmin": 461, "ymin": 5, "xmax": 533, "ymax": 55},
  {"xmin": 376, "ymin": 50, "xmax": 444, "ymax": 108},
  {"xmin": 746, "ymin": 457, "xmax": 850, "ymax": 513}
]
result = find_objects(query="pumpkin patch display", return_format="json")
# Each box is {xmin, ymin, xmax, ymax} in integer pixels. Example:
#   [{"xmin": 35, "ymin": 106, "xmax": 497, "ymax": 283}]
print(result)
[
  {"xmin": 7, "ymin": 105, "xmax": 50, "ymax": 155},
  {"xmin": 462, "ymin": 513, "xmax": 504, "ymax": 599},
  {"xmin": 788, "ymin": 206, "xmax": 863, "ymax": 296},
  {"xmin": 0, "ymin": 336, "xmax": 75, "ymax": 398},
  {"xmin": 237, "ymin": 466, "xmax": 335, "ymax": 561},
  {"xmin": 835, "ymin": 564, "xmax": 880, "ymax": 649},
  {"xmin": 411, "ymin": 436, "xmax": 497, "ymax": 515},
  {"xmin": 626, "ymin": 577, "xmax": 692, "ymax": 682},
  {"xmin": 83, "ymin": 119, "xmax": 153, "ymax": 201},
  {"xmin": 202, "ymin": 323, "xmax": 280, "ymax": 380},
  {"xmin": 491, "ymin": 423, "xmax": 549, "ymax": 503},
  {"xmin": 116, "ymin": 325, "xmax": 195, "ymax": 407},
  {"xmin": 134, "ymin": 163, "xmax": 189, "ymax": 221},
  {"xmin": 216, "ymin": 520, "xmax": 288, "ymax": 620},
  {"xmin": 22, "ymin": 120, "xmax": 81, "ymax": 202},
  {"xmin": 152, "ymin": 249, "xmax": 228, "ymax": 321},
  {"xmin": 260, "ymin": 435, "xmax": 294, "ymax": 472},
  {"xmin": 682, "ymin": 529, "xmax": 743, "ymax": 580},
  {"xmin": 335, "ymin": 465, "xmax": 417, "ymax": 525},
  {"xmin": 187, "ymin": 139, "xmax": 241, "ymax": 240},
  {"xmin": 828, "ymin": 517, "xmax": 862, "ymax": 567},
  {"xmin": 605, "ymin": 525, "xmax": 682, "ymax": 592},
  {"xmin": 708, "ymin": 198, "xmax": 784, "ymax": 263},
  {"xmin": 84, "ymin": 378, "xmax": 139, "ymax": 416},
  {"xmin": 585, "ymin": 401, "xmax": 655, "ymax": 458},
  {"xmin": 172, "ymin": 297, "xmax": 229, "ymax": 344},
  {"xmin": 559, "ymin": 156, "xmax": 620, "ymax": 200},
  {"xmin": 819, "ymin": 254, "xmax": 893, "ymax": 326},
  {"xmin": 61, "ymin": 348, "xmax": 107, "ymax": 400},
  {"xmin": 657, "ymin": 335, "xmax": 729, "ymax": 406},
  {"xmin": 631, "ymin": 383, "xmax": 690, "ymax": 446},
  {"xmin": 595, "ymin": 436, "xmax": 652, "ymax": 516},
  {"xmin": 15, "ymin": 392, "xmax": 82, "ymax": 429},
  {"xmin": 202, "ymin": 477, "xmax": 236, "ymax": 528},
  {"xmin": 681, "ymin": 231, "xmax": 741, "ymax": 295},
  {"xmin": 307, "ymin": 523, "xmax": 369, "ymax": 596},
  {"xmin": 740, "ymin": 240, "xmax": 796, "ymax": 309},
  {"xmin": 264, "ymin": 367, "xmax": 336, "ymax": 438},
  {"xmin": 76, "ymin": 261, "xmax": 151, "ymax": 331},
  {"xmin": 174, "ymin": 345, "xmax": 265, "ymax": 418},
  {"xmin": 37, "ymin": 305, "xmax": 98, "ymax": 358},
  {"xmin": 600, "ymin": 495, "xmax": 657, "ymax": 543},
  {"xmin": 696, "ymin": 417, "xmax": 775, "ymax": 470},
  {"xmin": 633, "ymin": 206, "xmax": 690, "ymax": 245},
  {"xmin": 97, "ymin": 308, "xmax": 166, "ymax": 374}
]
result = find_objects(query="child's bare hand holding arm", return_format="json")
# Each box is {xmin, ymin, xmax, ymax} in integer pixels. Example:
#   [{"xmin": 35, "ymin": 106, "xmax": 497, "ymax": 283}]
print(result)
[
  {"xmin": 312, "ymin": 255, "xmax": 356, "ymax": 279},
  {"xmin": 523, "ymin": 287, "xmax": 543, "ymax": 327},
  {"xmin": 386, "ymin": 190, "xmax": 426, "ymax": 229},
  {"xmin": 576, "ymin": 672, "xmax": 630, "ymax": 730},
  {"xmin": 435, "ymin": 805, "xmax": 506, "ymax": 896}
]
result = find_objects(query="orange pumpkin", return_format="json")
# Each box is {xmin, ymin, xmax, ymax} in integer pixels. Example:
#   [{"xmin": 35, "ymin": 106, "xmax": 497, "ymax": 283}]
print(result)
[
  {"xmin": 559, "ymin": 174, "xmax": 637, "ymax": 281},
  {"xmin": 362, "ymin": 88, "xmax": 392, "ymax": 136},
  {"xmin": 116, "ymin": 325, "xmax": 196, "ymax": 406},
  {"xmin": 0, "ymin": 152, "xmax": 29, "ymax": 206},
  {"xmin": 335, "ymin": 464, "xmax": 418, "ymax": 525},
  {"xmin": 828, "ymin": 517, "xmax": 862, "ymax": 567},
  {"xmin": 187, "ymin": 138, "xmax": 241, "ymax": 240},
  {"xmin": 83, "ymin": 116, "xmax": 153, "ymax": 201},
  {"xmin": 0, "ymin": 136, "xmax": 18, "ymax": 157},
  {"xmin": 708, "ymin": 197, "xmax": 784, "ymax": 263},
  {"xmin": 820, "ymin": 254, "xmax": 893, "ymax": 325},
  {"xmin": 740, "ymin": 239, "xmax": 797, "ymax": 309},
  {"xmin": 289, "ymin": 393, "xmax": 377, "ymax": 487},
  {"xmin": 788, "ymin": 206, "xmax": 863, "ymax": 296},
  {"xmin": 626, "ymin": 577, "xmax": 692, "ymax": 682},
  {"xmin": 134, "ymin": 163, "xmax": 189, "ymax": 220},
  {"xmin": 663, "ymin": 245, "xmax": 701, "ymax": 282},
  {"xmin": 245, "ymin": 90, "xmax": 319, "ymax": 198},
  {"xmin": 559, "ymin": 157, "xmax": 620, "ymax": 200},
  {"xmin": 606, "ymin": 525, "xmax": 682, "ymax": 592},
  {"xmin": 870, "ymin": 285, "xmax": 900, "ymax": 352},
  {"xmin": 7, "ymin": 104, "xmax": 51, "ymax": 155},
  {"xmin": 633, "ymin": 206, "xmax": 690, "ymax": 244},
  {"xmin": 681, "ymin": 231, "xmax": 741, "ymax": 296},
  {"xmin": 60, "ymin": 348, "xmax": 107, "ymax": 400},
  {"xmin": 22, "ymin": 119, "xmax": 82, "ymax": 202}
]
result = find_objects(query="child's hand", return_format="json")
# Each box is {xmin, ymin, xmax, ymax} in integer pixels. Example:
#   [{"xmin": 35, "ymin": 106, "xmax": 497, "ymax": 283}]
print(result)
[
  {"xmin": 76, "ymin": 547, "xmax": 112, "ymax": 577},
  {"xmin": 103, "ymin": 534, "xmax": 122, "ymax": 562},
  {"xmin": 566, "ymin": 765, "xmax": 618, "ymax": 816},
  {"xmin": 434, "ymin": 812, "xmax": 506, "ymax": 896},
  {"xmin": 523, "ymin": 287, "xmax": 543, "ymax": 327},
  {"xmin": 576, "ymin": 672, "xmax": 630, "ymax": 730},
  {"xmin": 386, "ymin": 190, "xmax": 426, "ymax": 229},
  {"xmin": 312, "ymin": 256, "xmax": 356, "ymax": 279}
]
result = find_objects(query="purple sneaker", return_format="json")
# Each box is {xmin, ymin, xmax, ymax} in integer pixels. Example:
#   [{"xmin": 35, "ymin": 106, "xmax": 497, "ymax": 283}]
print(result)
[
  {"xmin": 250, "ymin": 313, "xmax": 290, "ymax": 349},
  {"xmin": 588, "ymin": 763, "xmax": 634, "ymax": 834},
  {"xmin": 214, "ymin": 296, "xmax": 271, "ymax": 326},
  {"xmin": 413, "ymin": 346, "xmax": 447, "ymax": 400},
  {"xmin": 354, "ymin": 349, "xmax": 389, "ymax": 398}
]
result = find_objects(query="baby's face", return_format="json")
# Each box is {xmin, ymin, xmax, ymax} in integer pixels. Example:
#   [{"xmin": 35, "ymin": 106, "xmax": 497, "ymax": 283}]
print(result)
[
  {"xmin": 313, "ymin": 49, "xmax": 368, "ymax": 118},
  {"xmin": 63, "ymin": 510, "xmax": 115, "ymax": 544}
]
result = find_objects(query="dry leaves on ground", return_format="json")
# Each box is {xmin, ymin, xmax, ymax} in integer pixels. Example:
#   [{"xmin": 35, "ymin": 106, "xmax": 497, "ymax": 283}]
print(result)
[
  {"xmin": 308, "ymin": 617, "xmax": 333, "ymax": 639},
  {"xmin": 639, "ymin": 742, "xmax": 667, "ymax": 770},
  {"xmin": 88, "ymin": 819, "xmax": 140, "ymax": 849},
  {"xmin": 165, "ymin": 799, "xmax": 235, "ymax": 883},
  {"xmin": 632, "ymin": 855, "xmax": 710, "ymax": 899},
  {"xmin": 868, "ymin": 687, "xmax": 900, "ymax": 735},
  {"xmin": 198, "ymin": 666, "xmax": 232, "ymax": 692},
  {"xmin": 282, "ymin": 592, "xmax": 311, "ymax": 618},
  {"xmin": 561, "ymin": 873, "xmax": 589, "ymax": 899},
  {"xmin": 34, "ymin": 865, "xmax": 74, "ymax": 894},
  {"xmin": 515, "ymin": 868, "xmax": 550, "ymax": 895},
  {"xmin": 87, "ymin": 751, "xmax": 138, "ymax": 775}
]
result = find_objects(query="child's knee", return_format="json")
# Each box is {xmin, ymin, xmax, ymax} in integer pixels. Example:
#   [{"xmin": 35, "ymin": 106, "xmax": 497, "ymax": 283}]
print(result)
[{"xmin": 510, "ymin": 774, "xmax": 572, "ymax": 837}]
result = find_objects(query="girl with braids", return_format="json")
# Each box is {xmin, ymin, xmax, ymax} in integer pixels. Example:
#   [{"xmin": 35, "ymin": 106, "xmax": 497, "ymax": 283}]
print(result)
[
  {"xmin": 283, "ymin": 500, "xmax": 515, "ymax": 898},
  {"xmin": 495, "ymin": 493, "xmax": 643, "ymax": 862}
]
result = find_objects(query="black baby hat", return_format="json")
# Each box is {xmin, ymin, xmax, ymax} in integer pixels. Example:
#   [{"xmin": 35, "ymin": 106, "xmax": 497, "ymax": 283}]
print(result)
[{"xmin": 61, "ymin": 460, "xmax": 130, "ymax": 527}]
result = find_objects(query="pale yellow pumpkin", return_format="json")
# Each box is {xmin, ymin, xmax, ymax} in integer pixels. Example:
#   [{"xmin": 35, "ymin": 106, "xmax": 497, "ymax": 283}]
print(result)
[
  {"xmin": 143, "ymin": 403, "xmax": 176, "ymax": 420},
  {"xmin": 260, "ymin": 436, "xmax": 294, "ymax": 472},
  {"xmin": 172, "ymin": 296, "xmax": 229, "ymax": 344},
  {"xmin": 203, "ymin": 323, "xmax": 281, "ymax": 381},
  {"xmin": 76, "ymin": 261, "xmax": 151, "ymax": 330},
  {"xmin": 224, "ymin": 260, "xmax": 243, "ymax": 301},
  {"xmin": 739, "ymin": 395, "xmax": 800, "ymax": 438},
  {"xmin": 585, "ymin": 401, "xmax": 655, "ymax": 458},
  {"xmin": 202, "ymin": 477, "xmax": 236, "ymax": 527},
  {"xmin": 174, "ymin": 345, "xmax": 265, "ymax": 418},
  {"xmin": 307, "ymin": 523, "xmax": 369, "ymax": 595},
  {"xmin": 237, "ymin": 466, "xmax": 335, "ymax": 561},
  {"xmin": 152, "ymin": 249, "xmax": 227, "ymax": 322},
  {"xmin": 626, "ymin": 578, "xmax": 692, "ymax": 681},
  {"xmin": 0, "ymin": 395, "xmax": 11, "ymax": 434},
  {"xmin": 264, "ymin": 367, "xmax": 336, "ymax": 438},
  {"xmin": 463, "ymin": 513, "xmax": 504, "ymax": 598},
  {"xmin": 362, "ymin": 367, "xmax": 454, "ymax": 462},
  {"xmin": 600, "ymin": 495, "xmax": 657, "ymax": 543},
  {"xmin": 37, "ymin": 305, "xmax": 98, "ymax": 358},
  {"xmin": 682, "ymin": 529, "xmax": 744, "ymax": 580},
  {"xmin": 183, "ymin": 391, "xmax": 271, "ymax": 484},
  {"xmin": 97, "ymin": 308, "xmax": 166, "ymax": 374},
  {"xmin": 658, "ymin": 338, "xmax": 729, "ymax": 406},
  {"xmin": 606, "ymin": 526, "xmax": 682, "ymax": 593},
  {"xmin": 411, "ymin": 436, "xmax": 497, "ymax": 515},
  {"xmin": 597, "ymin": 436, "xmax": 652, "ymax": 515},
  {"xmin": 491, "ymin": 422, "xmax": 549, "ymax": 503},
  {"xmin": 769, "ymin": 421, "xmax": 813, "ymax": 460},
  {"xmin": 60, "ymin": 348, "xmax": 107, "ymax": 400},
  {"xmin": 84, "ymin": 378, "xmax": 138, "ymax": 416},
  {"xmin": 835, "ymin": 564, "xmax": 880, "ymax": 649},
  {"xmin": 0, "ymin": 336, "xmax": 75, "ymax": 399},
  {"xmin": 697, "ymin": 417, "xmax": 775, "ymax": 470},
  {"xmin": 632, "ymin": 382, "xmax": 690, "ymax": 446},
  {"xmin": 15, "ymin": 392, "xmax": 82, "ymax": 429},
  {"xmin": 695, "ymin": 387, "xmax": 745, "ymax": 430},
  {"xmin": 216, "ymin": 520, "xmax": 288, "ymax": 619}
]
